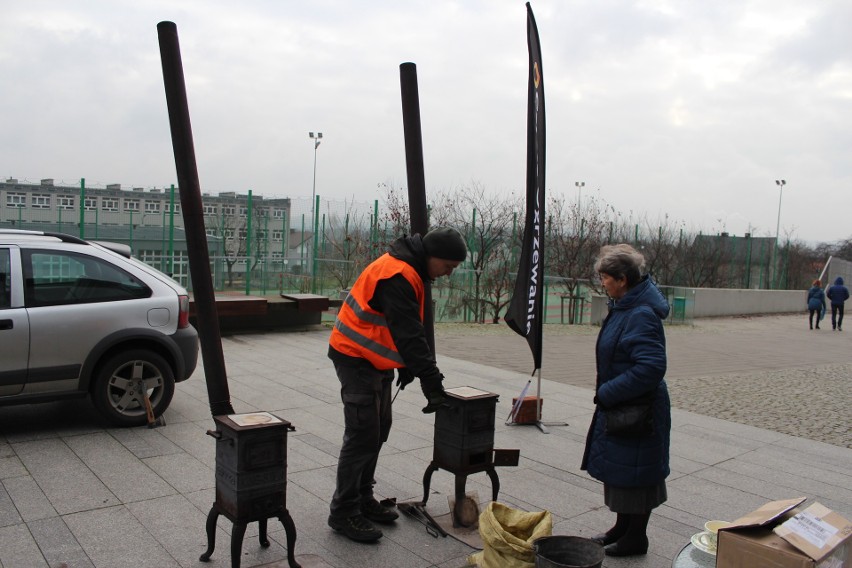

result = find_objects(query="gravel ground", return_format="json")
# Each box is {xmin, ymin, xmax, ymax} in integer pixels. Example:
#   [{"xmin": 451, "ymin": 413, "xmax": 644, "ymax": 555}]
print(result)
[{"xmin": 667, "ymin": 364, "xmax": 852, "ymax": 448}]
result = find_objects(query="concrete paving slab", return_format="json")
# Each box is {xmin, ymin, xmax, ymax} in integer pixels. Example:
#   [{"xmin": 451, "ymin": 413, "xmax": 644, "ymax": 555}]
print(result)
[
  {"xmin": 0, "ymin": 522, "xmax": 47, "ymax": 567},
  {"xmin": 29, "ymin": 516, "xmax": 95, "ymax": 568},
  {"xmin": 12, "ymin": 438, "xmax": 119, "ymax": 515},
  {"xmin": 63, "ymin": 505, "xmax": 179, "ymax": 568},
  {"xmin": 3, "ymin": 475, "xmax": 57, "ymax": 522}
]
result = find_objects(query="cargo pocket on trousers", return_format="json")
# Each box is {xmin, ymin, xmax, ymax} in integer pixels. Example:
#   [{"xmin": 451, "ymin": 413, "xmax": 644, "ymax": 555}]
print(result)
[{"xmin": 342, "ymin": 392, "xmax": 378, "ymax": 434}]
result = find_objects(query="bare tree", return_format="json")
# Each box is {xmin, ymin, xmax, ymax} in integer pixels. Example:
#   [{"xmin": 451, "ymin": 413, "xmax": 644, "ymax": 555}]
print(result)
[
  {"xmin": 546, "ymin": 192, "xmax": 616, "ymax": 320},
  {"xmin": 441, "ymin": 182, "xmax": 517, "ymax": 323},
  {"xmin": 320, "ymin": 201, "xmax": 376, "ymax": 291},
  {"xmin": 205, "ymin": 209, "xmax": 267, "ymax": 288}
]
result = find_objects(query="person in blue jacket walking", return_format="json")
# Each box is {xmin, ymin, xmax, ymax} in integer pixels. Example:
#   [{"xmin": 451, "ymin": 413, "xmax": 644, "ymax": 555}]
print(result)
[
  {"xmin": 825, "ymin": 276, "xmax": 849, "ymax": 331},
  {"xmin": 806, "ymin": 279, "xmax": 826, "ymax": 330},
  {"xmin": 582, "ymin": 244, "xmax": 671, "ymax": 557}
]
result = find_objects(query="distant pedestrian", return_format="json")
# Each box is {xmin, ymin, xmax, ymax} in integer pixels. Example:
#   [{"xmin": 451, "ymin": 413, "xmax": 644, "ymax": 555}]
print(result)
[
  {"xmin": 806, "ymin": 279, "xmax": 826, "ymax": 330},
  {"xmin": 825, "ymin": 276, "xmax": 849, "ymax": 331}
]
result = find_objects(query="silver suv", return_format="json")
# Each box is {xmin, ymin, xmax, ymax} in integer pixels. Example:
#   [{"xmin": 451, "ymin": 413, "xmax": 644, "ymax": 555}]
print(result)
[{"xmin": 0, "ymin": 229, "xmax": 199, "ymax": 426}]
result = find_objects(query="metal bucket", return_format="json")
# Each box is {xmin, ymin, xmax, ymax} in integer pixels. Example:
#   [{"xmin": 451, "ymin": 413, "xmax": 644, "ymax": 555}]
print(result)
[{"xmin": 533, "ymin": 536, "xmax": 604, "ymax": 568}]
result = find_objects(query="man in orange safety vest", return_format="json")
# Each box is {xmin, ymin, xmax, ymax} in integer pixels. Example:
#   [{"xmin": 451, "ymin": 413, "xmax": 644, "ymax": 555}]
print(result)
[{"xmin": 327, "ymin": 227, "xmax": 467, "ymax": 543}]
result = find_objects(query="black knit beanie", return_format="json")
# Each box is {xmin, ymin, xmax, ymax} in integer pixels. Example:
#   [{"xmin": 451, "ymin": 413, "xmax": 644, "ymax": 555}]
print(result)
[{"xmin": 422, "ymin": 227, "xmax": 467, "ymax": 261}]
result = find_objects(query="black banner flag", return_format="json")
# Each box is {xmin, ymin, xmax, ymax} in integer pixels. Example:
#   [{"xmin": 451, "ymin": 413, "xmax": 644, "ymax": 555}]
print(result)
[{"xmin": 505, "ymin": 2, "xmax": 546, "ymax": 371}]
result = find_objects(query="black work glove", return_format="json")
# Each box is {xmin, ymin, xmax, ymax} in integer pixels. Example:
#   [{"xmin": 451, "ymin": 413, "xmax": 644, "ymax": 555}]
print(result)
[
  {"xmin": 422, "ymin": 387, "xmax": 448, "ymax": 414},
  {"xmin": 396, "ymin": 368, "xmax": 415, "ymax": 390},
  {"xmin": 420, "ymin": 372, "xmax": 447, "ymax": 414}
]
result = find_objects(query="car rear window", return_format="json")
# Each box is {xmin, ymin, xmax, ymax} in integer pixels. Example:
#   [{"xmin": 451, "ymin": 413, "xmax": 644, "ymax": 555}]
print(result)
[{"xmin": 22, "ymin": 249, "xmax": 152, "ymax": 307}]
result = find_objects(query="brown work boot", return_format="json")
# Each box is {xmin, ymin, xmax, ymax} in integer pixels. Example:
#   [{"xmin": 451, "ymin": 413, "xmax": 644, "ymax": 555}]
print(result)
[{"xmin": 328, "ymin": 514, "xmax": 383, "ymax": 543}]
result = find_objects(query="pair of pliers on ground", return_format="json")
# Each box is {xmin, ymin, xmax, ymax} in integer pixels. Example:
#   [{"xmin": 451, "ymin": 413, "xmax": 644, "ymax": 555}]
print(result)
[{"xmin": 396, "ymin": 501, "xmax": 448, "ymax": 538}]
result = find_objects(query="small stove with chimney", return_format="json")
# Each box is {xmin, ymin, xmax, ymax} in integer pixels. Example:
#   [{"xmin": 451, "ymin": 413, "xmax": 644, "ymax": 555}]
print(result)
[{"xmin": 200, "ymin": 412, "xmax": 300, "ymax": 568}]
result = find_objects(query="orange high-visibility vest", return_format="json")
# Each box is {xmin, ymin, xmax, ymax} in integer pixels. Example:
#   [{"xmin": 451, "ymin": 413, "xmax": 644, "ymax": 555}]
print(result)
[{"xmin": 329, "ymin": 254, "xmax": 425, "ymax": 370}]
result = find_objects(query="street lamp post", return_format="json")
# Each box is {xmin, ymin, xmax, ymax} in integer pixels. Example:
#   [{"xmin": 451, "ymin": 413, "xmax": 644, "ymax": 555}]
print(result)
[
  {"xmin": 309, "ymin": 131, "xmax": 322, "ymax": 222},
  {"xmin": 574, "ymin": 181, "xmax": 585, "ymax": 214},
  {"xmin": 773, "ymin": 179, "xmax": 786, "ymax": 289},
  {"xmin": 309, "ymin": 131, "xmax": 322, "ymax": 286}
]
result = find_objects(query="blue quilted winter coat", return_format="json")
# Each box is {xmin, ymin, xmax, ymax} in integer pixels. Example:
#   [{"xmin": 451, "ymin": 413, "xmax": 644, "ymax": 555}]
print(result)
[
  {"xmin": 581, "ymin": 275, "xmax": 671, "ymax": 487},
  {"xmin": 807, "ymin": 286, "xmax": 825, "ymax": 311}
]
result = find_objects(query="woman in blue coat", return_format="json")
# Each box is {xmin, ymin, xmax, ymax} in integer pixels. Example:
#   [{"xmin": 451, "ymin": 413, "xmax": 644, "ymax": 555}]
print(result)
[
  {"xmin": 806, "ymin": 279, "xmax": 826, "ymax": 330},
  {"xmin": 581, "ymin": 244, "xmax": 671, "ymax": 557}
]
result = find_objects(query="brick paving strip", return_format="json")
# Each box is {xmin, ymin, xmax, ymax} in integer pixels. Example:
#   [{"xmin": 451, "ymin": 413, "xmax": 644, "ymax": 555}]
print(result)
[{"xmin": 435, "ymin": 314, "xmax": 852, "ymax": 449}]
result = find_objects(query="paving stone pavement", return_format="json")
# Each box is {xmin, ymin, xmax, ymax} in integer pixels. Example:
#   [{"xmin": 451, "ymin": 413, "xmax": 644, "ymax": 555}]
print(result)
[{"xmin": 0, "ymin": 313, "xmax": 850, "ymax": 568}]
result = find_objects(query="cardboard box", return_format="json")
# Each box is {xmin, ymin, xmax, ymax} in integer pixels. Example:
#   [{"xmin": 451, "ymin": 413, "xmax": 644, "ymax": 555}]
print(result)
[
  {"xmin": 510, "ymin": 396, "xmax": 542, "ymax": 424},
  {"xmin": 717, "ymin": 497, "xmax": 852, "ymax": 568}
]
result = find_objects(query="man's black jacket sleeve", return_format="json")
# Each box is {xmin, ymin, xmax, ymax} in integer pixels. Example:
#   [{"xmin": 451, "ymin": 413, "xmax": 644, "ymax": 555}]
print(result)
[{"xmin": 372, "ymin": 275, "xmax": 442, "ymax": 384}]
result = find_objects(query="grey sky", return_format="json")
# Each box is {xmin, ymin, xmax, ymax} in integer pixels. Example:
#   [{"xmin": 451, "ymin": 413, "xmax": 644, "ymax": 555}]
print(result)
[{"xmin": 2, "ymin": 0, "xmax": 850, "ymax": 243}]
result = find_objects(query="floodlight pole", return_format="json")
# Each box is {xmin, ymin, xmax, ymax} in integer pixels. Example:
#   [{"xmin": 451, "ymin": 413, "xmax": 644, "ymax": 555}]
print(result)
[
  {"xmin": 773, "ymin": 179, "xmax": 786, "ymax": 289},
  {"xmin": 575, "ymin": 181, "xmax": 585, "ymax": 214},
  {"xmin": 309, "ymin": 131, "xmax": 322, "ymax": 284}
]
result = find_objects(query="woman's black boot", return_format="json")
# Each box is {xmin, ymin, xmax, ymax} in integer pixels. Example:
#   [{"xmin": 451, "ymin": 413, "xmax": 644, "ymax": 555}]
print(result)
[
  {"xmin": 590, "ymin": 513, "xmax": 629, "ymax": 546},
  {"xmin": 605, "ymin": 512, "xmax": 651, "ymax": 557}
]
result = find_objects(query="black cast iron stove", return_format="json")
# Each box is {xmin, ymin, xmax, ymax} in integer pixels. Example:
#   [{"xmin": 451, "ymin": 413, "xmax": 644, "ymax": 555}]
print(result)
[
  {"xmin": 422, "ymin": 387, "xmax": 519, "ymax": 526},
  {"xmin": 200, "ymin": 412, "xmax": 300, "ymax": 568}
]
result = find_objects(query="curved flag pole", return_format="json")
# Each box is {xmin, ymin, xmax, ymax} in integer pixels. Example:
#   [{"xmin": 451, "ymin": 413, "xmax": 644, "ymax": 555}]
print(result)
[{"xmin": 504, "ymin": 3, "xmax": 566, "ymax": 433}]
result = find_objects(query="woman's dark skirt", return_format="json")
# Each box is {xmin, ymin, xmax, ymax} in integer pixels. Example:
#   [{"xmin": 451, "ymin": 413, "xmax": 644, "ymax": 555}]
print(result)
[{"xmin": 604, "ymin": 481, "xmax": 667, "ymax": 514}]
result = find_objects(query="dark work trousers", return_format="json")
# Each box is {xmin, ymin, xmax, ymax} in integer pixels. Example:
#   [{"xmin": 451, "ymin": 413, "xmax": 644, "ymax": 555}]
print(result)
[
  {"xmin": 329, "ymin": 361, "xmax": 393, "ymax": 519},
  {"xmin": 831, "ymin": 304, "xmax": 844, "ymax": 329}
]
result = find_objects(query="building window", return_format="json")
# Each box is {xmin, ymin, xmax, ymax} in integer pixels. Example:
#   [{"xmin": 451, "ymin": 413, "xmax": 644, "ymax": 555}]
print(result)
[
  {"xmin": 238, "ymin": 228, "xmax": 248, "ymax": 239},
  {"xmin": 6, "ymin": 193, "xmax": 26, "ymax": 208},
  {"xmin": 58, "ymin": 195, "xmax": 75, "ymax": 210},
  {"xmin": 223, "ymin": 229, "xmax": 235, "ymax": 239},
  {"xmin": 84, "ymin": 198, "xmax": 98, "ymax": 211},
  {"xmin": 222, "ymin": 205, "xmax": 235, "ymax": 215},
  {"xmin": 102, "ymin": 198, "xmax": 119, "ymax": 212},
  {"xmin": 272, "ymin": 208, "xmax": 286, "ymax": 219},
  {"xmin": 124, "ymin": 199, "xmax": 140, "ymax": 212},
  {"xmin": 145, "ymin": 201, "xmax": 161, "ymax": 213},
  {"xmin": 203, "ymin": 204, "xmax": 218, "ymax": 215},
  {"xmin": 32, "ymin": 194, "xmax": 51, "ymax": 209},
  {"xmin": 272, "ymin": 230, "xmax": 283, "ymax": 241},
  {"xmin": 205, "ymin": 228, "xmax": 217, "ymax": 237}
]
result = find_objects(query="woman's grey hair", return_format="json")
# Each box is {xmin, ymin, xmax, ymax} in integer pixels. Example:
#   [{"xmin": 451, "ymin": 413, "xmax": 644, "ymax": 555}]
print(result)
[{"xmin": 594, "ymin": 244, "xmax": 645, "ymax": 288}]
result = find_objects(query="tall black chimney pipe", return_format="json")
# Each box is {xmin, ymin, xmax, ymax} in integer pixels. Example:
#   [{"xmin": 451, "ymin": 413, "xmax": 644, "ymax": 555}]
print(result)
[
  {"xmin": 399, "ymin": 62, "xmax": 435, "ymax": 353},
  {"xmin": 157, "ymin": 21, "xmax": 234, "ymax": 417}
]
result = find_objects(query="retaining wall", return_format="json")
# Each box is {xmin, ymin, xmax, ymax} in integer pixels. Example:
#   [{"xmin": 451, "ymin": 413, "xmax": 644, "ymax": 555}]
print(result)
[{"xmin": 590, "ymin": 288, "xmax": 805, "ymax": 324}]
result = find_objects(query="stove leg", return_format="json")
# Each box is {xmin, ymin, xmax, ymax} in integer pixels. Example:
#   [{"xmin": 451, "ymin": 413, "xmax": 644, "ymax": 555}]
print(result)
[
  {"xmin": 199, "ymin": 505, "xmax": 219, "ymax": 562},
  {"xmin": 485, "ymin": 467, "xmax": 500, "ymax": 502},
  {"xmin": 277, "ymin": 510, "xmax": 302, "ymax": 568},
  {"xmin": 453, "ymin": 474, "xmax": 468, "ymax": 528},
  {"xmin": 422, "ymin": 462, "xmax": 439, "ymax": 505},
  {"xmin": 258, "ymin": 518, "xmax": 269, "ymax": 547},
  {"xmin": 231, "ymin": 521, "xmax": 247, "ymax": 568}
]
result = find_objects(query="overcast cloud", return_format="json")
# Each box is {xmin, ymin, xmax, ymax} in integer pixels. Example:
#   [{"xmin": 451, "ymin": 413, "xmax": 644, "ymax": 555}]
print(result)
[{"xmin": 1, "ymin": 0, "xmax": 850, "ymax": 243}]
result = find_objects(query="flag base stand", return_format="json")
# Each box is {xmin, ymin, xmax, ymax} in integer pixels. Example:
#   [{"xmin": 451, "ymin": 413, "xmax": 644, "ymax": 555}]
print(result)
[
  {"xmin": 506, "ymin": 395, "xmax": 568, "ymax": 433},
  {"xmin": 506, "ymin": 419, "xmax": 568, "ymax": 434},
  {"xmin": 506, "ymin": 375, "xmax": 568, "ymax": 434}
]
